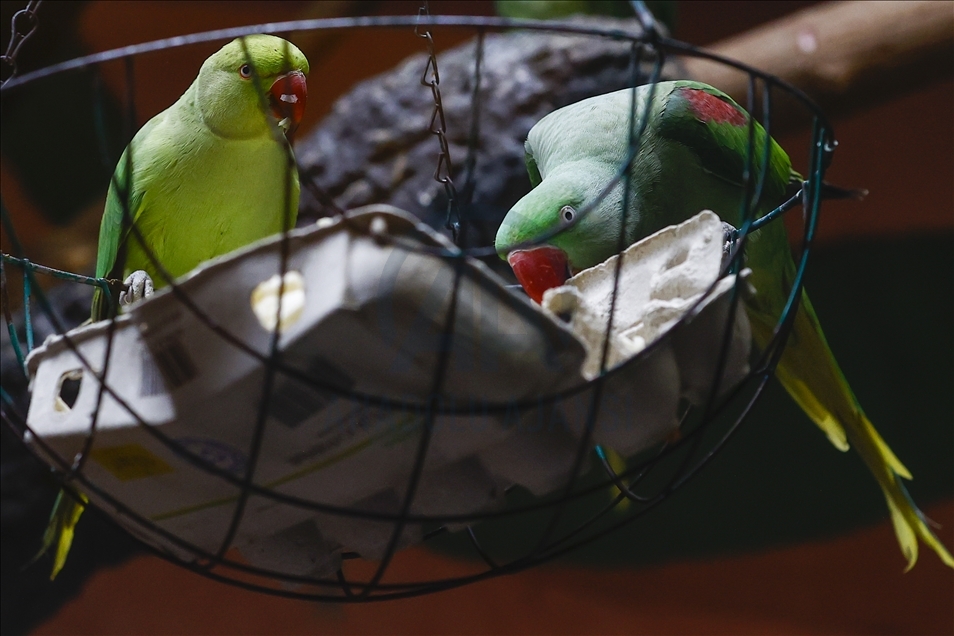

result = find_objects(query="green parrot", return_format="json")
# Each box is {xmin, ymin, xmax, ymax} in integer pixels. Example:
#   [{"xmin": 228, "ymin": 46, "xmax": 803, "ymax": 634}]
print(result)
[
  {"xmin": 495, "ymin": 80, "xmax": 954, "ymax": 571},
  {"xmin": 37, "ymin": 34, "xmax": 309, "ymax": 580}
]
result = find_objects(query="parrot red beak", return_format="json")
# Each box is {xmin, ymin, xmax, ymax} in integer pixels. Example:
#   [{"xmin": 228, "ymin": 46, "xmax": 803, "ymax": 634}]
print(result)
[
  {"xmin": 269, "ymin": 71, "xmax": 307, "ymax": 138},
  {"xmin": 507, "ymin": 246, "xmax": 570, "ymax": 304}
]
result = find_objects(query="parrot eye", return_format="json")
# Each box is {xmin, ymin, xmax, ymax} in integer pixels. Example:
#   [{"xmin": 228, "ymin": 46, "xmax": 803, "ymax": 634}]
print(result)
[
  {"xmin": 560, "ymin": 205, "xmax": 576, "ymax": 223},
  {"xmin": 239, "ymin": 64, "xmax": 252, "ymax": 79}
]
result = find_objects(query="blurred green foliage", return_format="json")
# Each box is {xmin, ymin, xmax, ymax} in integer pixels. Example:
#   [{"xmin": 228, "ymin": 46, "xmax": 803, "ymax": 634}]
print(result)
[{"xmin": 495, "ymin": 0, "xmax": 677, "ymax": 32}]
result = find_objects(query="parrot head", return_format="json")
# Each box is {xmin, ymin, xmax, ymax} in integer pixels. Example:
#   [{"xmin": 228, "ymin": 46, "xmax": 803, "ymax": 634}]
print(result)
[
  {"xmin": 495, "ymin": 160, "xmax": 630, "ymax": 303},
  {"xmin": 196, "ymin": 34, "xmax": 309, "ymax": 139}
]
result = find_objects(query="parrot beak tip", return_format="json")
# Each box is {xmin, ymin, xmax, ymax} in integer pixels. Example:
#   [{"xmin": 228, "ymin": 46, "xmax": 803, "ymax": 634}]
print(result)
[
  {"xmin": 269, "ymin": 71, "xmax": 307, "ymax": 137},
  {"xmin": 507, "ymin": 246, "xmax": 571, "ymax": 303}
]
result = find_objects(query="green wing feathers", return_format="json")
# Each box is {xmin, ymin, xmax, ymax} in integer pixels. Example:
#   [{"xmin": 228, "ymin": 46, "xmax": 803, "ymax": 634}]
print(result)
[
  {"xmin": 659, "ymin": 81, "xmax": 792, "ymax": 209},
  {"xmin": 95, "ymin": 155, "xmax": 129, "ymax": 282},
  {"xmin": 90, "ymin": 108, "xmax": 156, "ymax": 322},
  {"xmin": 91, "ymin": 151, "xmax": 140, "ymax": 321}
]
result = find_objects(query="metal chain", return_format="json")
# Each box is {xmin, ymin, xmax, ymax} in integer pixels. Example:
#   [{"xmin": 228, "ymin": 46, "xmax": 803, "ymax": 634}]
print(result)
[
  {"xmin": 1, "ymin": 0, "xmax": 42, "ymax": 85},
  {"xmin": 415, "ymin": 1, "xmax": 460, "ymax": 243}
]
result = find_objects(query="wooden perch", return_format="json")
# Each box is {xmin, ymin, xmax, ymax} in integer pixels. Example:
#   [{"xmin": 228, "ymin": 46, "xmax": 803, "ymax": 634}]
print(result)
[{"xmin": 684, "ymin": 1, "xmax": 954, "ymax": 131}]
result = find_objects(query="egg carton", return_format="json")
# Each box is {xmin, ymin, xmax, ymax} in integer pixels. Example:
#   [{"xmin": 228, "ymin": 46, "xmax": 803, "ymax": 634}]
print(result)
[{"xmin": 25, "ymin": 206, "xmax": 749, "ymax": 578}]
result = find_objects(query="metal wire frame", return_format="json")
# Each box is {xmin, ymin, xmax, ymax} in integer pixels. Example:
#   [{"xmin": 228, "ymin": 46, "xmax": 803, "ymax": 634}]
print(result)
[{"xmin": 0, "ymin": 11, "xmax": 834, "ymax": 602}]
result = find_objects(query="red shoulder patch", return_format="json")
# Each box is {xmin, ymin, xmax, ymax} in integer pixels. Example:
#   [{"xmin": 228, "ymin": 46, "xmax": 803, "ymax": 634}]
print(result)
[{"xmin": 680, "ymin": 87, "xmax": 746, "ymax": 126}]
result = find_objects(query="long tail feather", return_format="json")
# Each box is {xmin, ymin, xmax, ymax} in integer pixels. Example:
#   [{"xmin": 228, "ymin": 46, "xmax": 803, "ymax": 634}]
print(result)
[
  {"xmin": 32, "ymin": 489, "xmax": 87, "ymax": 580},
  {"xmin": 604, "ymin": 446, "xmax": 633, "ymax": 512},
  {"xmin": 748, "ymin": 286, "xmax": 953, "ymax": 570}
]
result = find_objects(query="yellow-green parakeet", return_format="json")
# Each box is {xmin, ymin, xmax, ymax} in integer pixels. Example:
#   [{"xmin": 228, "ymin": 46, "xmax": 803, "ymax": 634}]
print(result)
[
  {"xmin": 38, "ymin": 34, "xmax": 309, "ymax": 580},
  {"xmin": 91, "ymin": 33, "xmax": 309, "ymax": 320},
  {"xmin": 495, "ymin": 80, "xmax": 954, "ymax": 570}
]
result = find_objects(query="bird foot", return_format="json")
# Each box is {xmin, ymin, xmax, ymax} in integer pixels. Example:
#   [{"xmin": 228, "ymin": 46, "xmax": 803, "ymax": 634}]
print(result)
[
  {"xmin": 720, "ymin": 222, "xmax": 738, "ymax": 271},
  {"xmin": 119, "ymin": 270, "xmax": 154, "ymax": 308}
]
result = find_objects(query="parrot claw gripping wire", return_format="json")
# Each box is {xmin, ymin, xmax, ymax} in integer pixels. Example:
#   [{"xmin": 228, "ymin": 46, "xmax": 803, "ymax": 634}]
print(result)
[
  {"xmin": 118, "ymin": 270, "xmax": 154, "ymax": 308},
  {"xmin": 720, "ymin": 222, "xmax": 739, "ymax": 270}
]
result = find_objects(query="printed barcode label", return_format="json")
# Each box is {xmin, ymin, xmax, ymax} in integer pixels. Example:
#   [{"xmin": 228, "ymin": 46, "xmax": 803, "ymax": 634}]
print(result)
[
  {"xmin": 151, "ymin": 334, "xmax": 198, "ymax": 390},
  {"xmin": 269, "ymin": 356, "xmax": 353, "ymax": 428},
  {"xmin": 139, "ymin": 349, "xmax": 167, "ymax": 397}
]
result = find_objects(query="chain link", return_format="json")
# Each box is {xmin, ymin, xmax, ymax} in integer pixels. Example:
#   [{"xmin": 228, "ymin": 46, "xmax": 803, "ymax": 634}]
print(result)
[
  {"xmin": 415, "ymin": 2, "xmax": 460, "ymax": 243},
  {"xmin": 1, "ymin": 0, "xmax": 42, "ymax": 85}
]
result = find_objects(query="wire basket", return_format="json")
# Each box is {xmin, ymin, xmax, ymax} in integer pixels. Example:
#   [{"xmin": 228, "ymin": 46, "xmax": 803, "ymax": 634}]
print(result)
[{"xmin": 0, "ymin": 4, "xmax": 835, "ymax": 602}]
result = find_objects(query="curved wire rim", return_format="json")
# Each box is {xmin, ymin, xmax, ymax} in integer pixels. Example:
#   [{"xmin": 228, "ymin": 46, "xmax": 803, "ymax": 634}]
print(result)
[
  {"xmin": 0, "ymin": 134, "xmax": 828, "ymax": 599},
  {"xmin": 0, "ymin": 11, "xmax": 833, "ymax": 601}
]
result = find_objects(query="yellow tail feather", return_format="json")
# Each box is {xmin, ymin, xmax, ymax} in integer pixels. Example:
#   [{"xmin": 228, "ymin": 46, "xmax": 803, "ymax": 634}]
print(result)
[
  {"xmin": 34, "ymin": 489, "xmax": 88, "ymax": 580},
  {"xmin": 859, "ymin": 414, "xmax": 912, "ymax": 480},
  {"xmin": 604, "ymin": 447, "xmax": 632, "ymax": 512},
  {"xmin": 773, "ymin": 371, "xmax": 849, "ymax": 451},
  {"xmin": 884, "ymin": 496, "xmax": 917, "ymax": 570},
  {"xmin": 882, "ymin": 469, "xmax": 954, "ymax": 571},
  {"xmin": 749, "ymin": 288, "xmax": 953, "ymax": 570}
]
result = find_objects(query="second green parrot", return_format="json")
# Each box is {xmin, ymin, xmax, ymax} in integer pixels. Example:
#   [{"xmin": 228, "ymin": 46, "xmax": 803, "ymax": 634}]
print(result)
[
  {"xmin": 495, "ymin": 80, "xmax": 953, "ymax": 570},
  {"xmin": 38, "ymin": 34, "xmax": 309, "ymax": 580}
]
